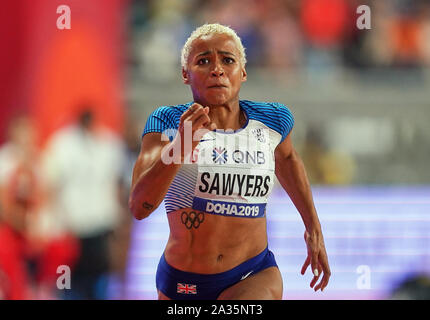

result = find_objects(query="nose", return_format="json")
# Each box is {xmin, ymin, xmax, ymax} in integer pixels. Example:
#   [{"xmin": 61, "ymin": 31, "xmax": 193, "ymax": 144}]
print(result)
[{"xmin": 211, "ymin": 60, "xmax": 224, "ymax": 77}]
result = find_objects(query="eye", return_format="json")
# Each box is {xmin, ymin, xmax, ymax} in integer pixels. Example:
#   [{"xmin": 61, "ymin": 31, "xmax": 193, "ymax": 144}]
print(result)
[
  {"xmin": 197, "ymin": 58, "xmax": 210, "ymax": 65},
  {"xmin": 224, "ymin": 57, "xmax": 235, "ymax": 64}
]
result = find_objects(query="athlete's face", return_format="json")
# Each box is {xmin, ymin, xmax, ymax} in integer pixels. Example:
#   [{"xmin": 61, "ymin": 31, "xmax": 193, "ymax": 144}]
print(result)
[{"xmin": 182, "ymin": 33, "xmax": 247, "ymax": 106}]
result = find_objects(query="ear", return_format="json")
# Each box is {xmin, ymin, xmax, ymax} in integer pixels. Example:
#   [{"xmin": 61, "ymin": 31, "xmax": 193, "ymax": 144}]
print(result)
[
  {"xmin": 241, "ymin": 66, "xmax": 247, "ymax": 83},
  {"xmin": 182, "ymin": 67, "xmax": 190, "ymax": 85}
]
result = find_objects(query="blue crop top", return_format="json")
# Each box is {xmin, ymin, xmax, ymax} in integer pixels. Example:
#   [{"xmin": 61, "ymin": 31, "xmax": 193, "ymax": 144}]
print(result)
[{"xmin": 143, "ymin": 100, "xmax": 294, "ymax": 218}]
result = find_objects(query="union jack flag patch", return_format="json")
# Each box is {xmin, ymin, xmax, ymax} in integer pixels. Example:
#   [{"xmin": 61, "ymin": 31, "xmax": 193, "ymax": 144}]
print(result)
[{"xmin": 177, "ymin": 283, "xmax": 197, "ymax": 294}]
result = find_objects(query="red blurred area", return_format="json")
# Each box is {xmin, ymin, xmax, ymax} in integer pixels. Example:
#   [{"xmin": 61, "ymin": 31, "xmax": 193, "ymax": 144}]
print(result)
[
  {"xmin": 0, "ymin": 1, "xmax": 25, "ymax": 143},
  {"xmin": 391, "ymin": 17, "xmax": 422, "ymax": 64},
  {"xmin": 301, "ymin": 0, "xmax": 349, "ymax": 47},
  {"xmin": 0, "ymin": 0, "xmax": 128, "ymax": 146},
  {"xmin": 0, "ymin": 0, "xmax": 128, "ymax": 299},
  {"xmin": 0, "ymin": 224, "xmax": 79, "ymax": 299}
]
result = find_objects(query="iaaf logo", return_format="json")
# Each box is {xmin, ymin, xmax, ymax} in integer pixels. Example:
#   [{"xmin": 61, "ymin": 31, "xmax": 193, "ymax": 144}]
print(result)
[
  {"xmin": 251, "ymin": 128, "xmax": 266, "ymax": 143},
  {"xmin": 212, "ymin": 147, "xmax": 228, "ymax": 164}
]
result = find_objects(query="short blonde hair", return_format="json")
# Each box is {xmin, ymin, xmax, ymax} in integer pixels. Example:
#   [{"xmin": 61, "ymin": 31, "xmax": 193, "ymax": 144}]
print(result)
[{"xmin": 181, "ymin": 23, "xmax": 247, "ymax": 70}]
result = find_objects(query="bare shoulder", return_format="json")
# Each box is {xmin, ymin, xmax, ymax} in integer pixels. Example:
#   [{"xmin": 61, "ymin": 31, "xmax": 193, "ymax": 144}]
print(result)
[
  {"xmin": 275, "ymin": 133, "xmax": 294, "ymax": 161},
  {"xmin": 136, "ymin": 132, "xmax": 170, "ymax": 161}
]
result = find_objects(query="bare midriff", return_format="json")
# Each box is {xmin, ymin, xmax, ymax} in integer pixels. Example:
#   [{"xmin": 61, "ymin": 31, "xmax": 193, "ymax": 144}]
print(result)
[{"xmin": 164, "ymin": 207, "xmax": 268, "ymax": 274}]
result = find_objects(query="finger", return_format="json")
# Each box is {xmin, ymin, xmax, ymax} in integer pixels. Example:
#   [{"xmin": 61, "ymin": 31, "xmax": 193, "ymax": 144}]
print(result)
[
  {"xmin": 314, "ymin": 256, "xmax": 331, "ymax": 291},
  {"xmin": 310, "ymin": 276, "xmax": 318, "ymax": 288},
  {"xmin": 318, "ymin": 262, "xmax": 331, "ymax": 292},
  {"xmin": 202, "ymin": 120, "xmax": 216, "ymax": 131},
  {"xmin": 207, "ymin": 122, "xmax": 217, "ymax": 131},
  {"xmin": 192, "ymin": 113, "xmax": 211, "ymax": 131},
  {"xmin": 194, "ymin": 122, "xmax": 216, "ymax": 141},
  {"xmin": 181, "ymin": 103, "xmax": 205, "ymax": 124},
  {"xmin": 180, "ymin": 103, "xmax": 200, "ymax": 122},
  {"xmin": 310, "ymin": 263, "xmax": 322, "ymax": 288},
  {"xmin": 190, "ymin": 102, "xmax": 203, "ymax": 111},
  {"xmin": 321, "ymin": 273, "xmax": 331, "ymax": 291},
  {"xmin": 301, "ymin": 256, "xmax": 310, "ymax": 275},
  {"xmin": 310, "ymin": 250, "xmax": 319, "ymax": 279},
  {"xmin": 187, "ymin": 106, "xmax": 208, "ymax": 123},
  {"xmin": 181, "ymin": 107, "xmax": 208, "ymax": 131},
  {"xmin": 314, "ymin": 278, "xmax": 323, "ymax": 291},
  {"xmin": 314, "ymin": 270, "xmax": 330, "ymax": 292}
]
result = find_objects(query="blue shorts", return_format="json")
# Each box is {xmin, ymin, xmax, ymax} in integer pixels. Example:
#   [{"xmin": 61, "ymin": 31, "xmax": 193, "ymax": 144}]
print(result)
[{"xmin": 156, "ymin": 246, "xmax": 278, "ymax": 300}]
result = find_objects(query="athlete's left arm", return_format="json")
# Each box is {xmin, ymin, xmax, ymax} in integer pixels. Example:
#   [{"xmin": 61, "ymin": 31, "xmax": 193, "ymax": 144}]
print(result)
[{"xmin": 274, "ymin": 133, "xmax": 331, "ymax": 292}]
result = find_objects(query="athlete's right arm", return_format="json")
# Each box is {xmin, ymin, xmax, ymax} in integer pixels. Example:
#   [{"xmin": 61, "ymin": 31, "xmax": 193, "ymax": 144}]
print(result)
[{"xmin": 129, "ymin": 103, "xmax": 215, "ymax": 220}]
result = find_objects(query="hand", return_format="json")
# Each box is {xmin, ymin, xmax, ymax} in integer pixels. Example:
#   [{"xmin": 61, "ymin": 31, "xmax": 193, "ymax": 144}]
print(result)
[
  {"xmin": 174, "ymin": 103, "xmax": 217, "ymax": 161},
  {"xmin": 301, "ymin": 229, "xmax": 331, "ymax": 292}
]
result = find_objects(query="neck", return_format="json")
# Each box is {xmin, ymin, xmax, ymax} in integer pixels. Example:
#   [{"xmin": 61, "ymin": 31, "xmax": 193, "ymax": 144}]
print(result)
[{"xmin": 196, "ymin": 100, "xmax": 246, "ymax": 131}]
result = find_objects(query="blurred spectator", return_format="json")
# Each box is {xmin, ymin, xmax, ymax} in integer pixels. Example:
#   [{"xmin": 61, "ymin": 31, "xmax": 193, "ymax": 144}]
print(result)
[
  {"xmin": 198, "ymin": 0, "xmax": 265, "ymax": 67},
  {"xmin": 300, "ymin": 0, "xmax": 349, "ymax": 81},
  {"xmin": 298, "ymin": 126, "xmax": 327, "ymax": 184},
  {"xmin": 340, "ymin": 0, "xmax": 370, "ymax": 69},
  {"xmin": 417, "ymin": 2, "xmax": 430, "ymax": 66},
  {"xmin": 136, "ymin": 0, "xmax": 195, "ymax": 82},
  {"xmin": 107, "ymin": 115, "xmax": 141, "ymax": 299},
  {"xmin": 0, "ymin": 114, "xmax": 40, "ymax": 299},
  {"xmin": 299, "ymin": 126, "xmax": 356, "ymax": 185},
  {"xmin": 0, "ymin": 114, "xmax": 78, "ymax": 299},
  {"xmin": 131, "ymin": 0, "xmax": 430, "ymax": 78},
  {"xmin": 360, "ymin": 0, "xmax": 396, "ymax": 67},
  {"xmin": 259, "ymin": 0, "xmax": 303, "ymax": 72},
  {"xmin": 301, "ymin": 0, "xmax": 349, "ymax": 49},
  {"xmin": 42, "ymin": 107, "xmax": 126, "ymax": 300},
  {"xmin": 359, "ymin": 0, "xmax": 430, "ymax": 69},
  {"xmin": 391, "ymin": 10, "xmax": 423, "ymax": 68},
  {"xmin": 391, "ymin": 274, "xmax": 430, "ymax": 300}
]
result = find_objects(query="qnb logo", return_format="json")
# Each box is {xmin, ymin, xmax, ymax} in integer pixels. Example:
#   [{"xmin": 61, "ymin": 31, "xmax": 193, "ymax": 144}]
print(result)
[
  {"xmin": 232, "ymin": 150, "xmax": 265, "ymax": 165},
  {"xmin": 212, "ymin": 147, "xmax": 228, "ymax": 164}
]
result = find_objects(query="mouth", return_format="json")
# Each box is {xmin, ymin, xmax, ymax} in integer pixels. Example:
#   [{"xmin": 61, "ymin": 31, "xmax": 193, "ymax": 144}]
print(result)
[{"xmin": 207, "ymin": 85, "xmax": 227, "ymax": 89}]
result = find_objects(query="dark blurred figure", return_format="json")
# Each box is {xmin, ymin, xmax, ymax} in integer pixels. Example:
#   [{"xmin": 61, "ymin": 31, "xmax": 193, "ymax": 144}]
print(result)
[
  {"xmin": 391, "ymin": 274, "xmax": 430, "ymax": 300},
  {"xmin": 299, "ymin": 126, "xmax": 356, "ymax": 185},
  {"xmin": 390, "ymin": 6, "xmax": 423, "ymax": 68},
  {"xmin": 0, "ymin": 114, "xmax": 78, "ymax": 299},
  {"xmin": 299, "ymin": 126, "xmax": 327, "ymax": 184},
  {"xmin": 198, "ymin": 0, "xmax": 265, "ymax": 67},
  {"xmin": 107, "ymin": 115, "xmax": 141, "ymax": 299},
  {"xmin": 42, "ymin": 107, "xmax": 126, "ymax": 300},
  {"xmin": 341, "ymin": 0, "xmax": 371, "ymax": 69}
]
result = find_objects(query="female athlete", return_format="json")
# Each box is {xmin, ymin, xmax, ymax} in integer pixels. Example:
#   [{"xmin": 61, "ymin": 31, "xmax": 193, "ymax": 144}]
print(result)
[{"xmin": 129, "ymin": 23, "xmax": 331, "ymax": 300}]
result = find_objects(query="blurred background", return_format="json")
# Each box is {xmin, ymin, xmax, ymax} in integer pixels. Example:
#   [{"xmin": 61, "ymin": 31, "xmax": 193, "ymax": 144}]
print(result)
[{"xmin": 0, "ymin": 0, "xmax": 429, "ymax": 300}]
